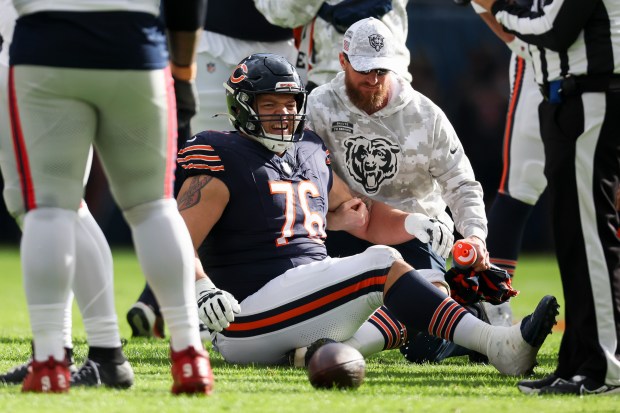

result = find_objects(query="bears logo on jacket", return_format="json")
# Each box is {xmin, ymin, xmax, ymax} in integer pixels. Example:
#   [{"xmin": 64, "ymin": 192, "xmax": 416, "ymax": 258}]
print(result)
[{"xmin": 343, "ymin": 136, "xmax": 400, "ymax": 194}]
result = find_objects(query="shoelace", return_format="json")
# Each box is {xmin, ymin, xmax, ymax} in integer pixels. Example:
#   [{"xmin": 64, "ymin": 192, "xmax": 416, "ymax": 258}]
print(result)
[{"xmin": 71, "ymin": 360, "xmax": 101, "ymax": 385}]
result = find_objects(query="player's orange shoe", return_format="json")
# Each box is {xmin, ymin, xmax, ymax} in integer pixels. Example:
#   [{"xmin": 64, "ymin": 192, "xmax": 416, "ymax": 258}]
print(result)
[
  {"xmin": 170, "ymin": 346, "xmax": 213, "ymax": 395},
  {"xmin": 22, "ymin": 356, "xmax": 70, "ymax": 393}
]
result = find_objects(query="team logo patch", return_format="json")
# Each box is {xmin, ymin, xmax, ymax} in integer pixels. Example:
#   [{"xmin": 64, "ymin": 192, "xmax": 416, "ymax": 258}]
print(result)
[
  {"xmin": 368, "ymin": 34, "xmax": 385, "ymax": 52},
  {"xmin": 331, "ymin": 121, "xmax": 354, "ymax": 133},
  {"xmin": 343, "ymin": 136, "xmax": 400, "ymax": 194},
  {"xmin": 207, "ymin": 63, "xmax": 216, "ymax": 73}
]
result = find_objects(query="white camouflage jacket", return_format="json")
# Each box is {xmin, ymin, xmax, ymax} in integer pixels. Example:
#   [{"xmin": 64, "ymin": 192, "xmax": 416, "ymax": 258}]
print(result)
[
  {"xmin": 306, "ymin": 72, "xmax": 488, "ymax": 240},
  {"xmin": 253, "ymin": 0, "xmax": 411, "ymax": 86}
]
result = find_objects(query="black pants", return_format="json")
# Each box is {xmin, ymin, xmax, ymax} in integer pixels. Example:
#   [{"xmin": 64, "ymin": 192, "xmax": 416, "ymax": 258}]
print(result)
[{"xmin": 539, "ymin": 91, "xmax": 620, "ymax": 385}]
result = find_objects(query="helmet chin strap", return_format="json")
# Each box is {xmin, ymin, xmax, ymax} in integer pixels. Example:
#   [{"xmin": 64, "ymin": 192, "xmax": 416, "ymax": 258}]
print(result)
[
  {"xmin": 255, "ymin": 132, "xmax": 294, "ymax": 153},
  {"xmin": 242, "ymin": 134, "xmax": 293, "ymax": 153}
]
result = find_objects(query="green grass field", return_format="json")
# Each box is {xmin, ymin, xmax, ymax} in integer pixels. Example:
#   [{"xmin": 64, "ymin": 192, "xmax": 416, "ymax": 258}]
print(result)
[{"xmin": 0, "ymin": 247, "xmax": 617, "ymax": 412}]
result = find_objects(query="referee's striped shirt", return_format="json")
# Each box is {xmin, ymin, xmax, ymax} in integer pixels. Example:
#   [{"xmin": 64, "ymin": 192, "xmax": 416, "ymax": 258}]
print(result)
[{"xmin": 491, "ymin": 0, "xmax": 620, "ymax": 85}]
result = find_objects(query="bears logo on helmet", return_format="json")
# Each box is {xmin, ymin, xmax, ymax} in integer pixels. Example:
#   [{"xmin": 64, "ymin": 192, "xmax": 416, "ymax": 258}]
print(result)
[{"xmin": 230, "ymin": 63, "xmax": 248, "ymax": 84}]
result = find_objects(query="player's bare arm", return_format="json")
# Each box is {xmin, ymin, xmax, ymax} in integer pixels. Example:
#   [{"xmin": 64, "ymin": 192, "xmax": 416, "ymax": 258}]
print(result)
[
  {"xmin": 326, "ymin": 174, "xmax": 369, "ymax": 231},
  {"xmin": 176, "ymin": 172, "xmax": 240, "ymax": 330},
  {"xmin": 327, "ymin": 173, "xmax": 454, "ymax": 258},
  {"xmin": 177, "ymin": 175, "xmax": 215, "ymax": 211},
  {"xmin": 327, "ymin": 173, "xmax": 415, "ymax": 245},
  {"xmin": 177, "ymin": 175, "xmax": 230, "ymax": 251}
]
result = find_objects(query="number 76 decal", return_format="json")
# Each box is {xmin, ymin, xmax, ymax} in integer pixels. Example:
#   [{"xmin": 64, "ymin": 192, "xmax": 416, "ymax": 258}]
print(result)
[{"xmin": 269, "ymin": 180, "xmax": 326, "ymax": 246}]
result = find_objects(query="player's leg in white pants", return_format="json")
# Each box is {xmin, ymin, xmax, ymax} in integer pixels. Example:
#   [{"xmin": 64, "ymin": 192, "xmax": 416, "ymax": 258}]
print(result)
[
  {"xmin": 0, "ymin": 60, "xmax": 120, "ymax": 354},
  {"xmin": 214, "ymin": 245, "xmax": 556, "ymax": 376},
  {"xmin": 9, "ymin": 64, "xmax": 95, "ymax": 362},
  {"xmin": 94, "ymin": 68, "xmax": 201, "ymax": 352},
  {"xmin": 74, "ymin": 203, "xmax": 122, "ymax": 348},
  {"xmin": 485, "ymin": 55, "xmax": 547, "ymax": 325},
  {"xmin": 3, "ymin": 66, "xmax": 121, "ymax": 354},
  {"xmin": 214, "ymin": 246, "xmax": 402, "ymax": 365}
]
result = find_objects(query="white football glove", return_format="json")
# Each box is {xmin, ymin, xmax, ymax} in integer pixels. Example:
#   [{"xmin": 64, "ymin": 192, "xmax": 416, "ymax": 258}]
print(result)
[
  {"xmin": 404, "ymin": 213, "xmax": 455, "ymax": 259},
  {"xmin": 196, "ymin": 278, "xmax": 241, "ymax": 332},
  {"xmin": 506, "ymin": 37, "xmax": 531, "ymax": 61},
  {"xmin": 471, "ymin": 1, "xmax": 486, "ymax": 14}
]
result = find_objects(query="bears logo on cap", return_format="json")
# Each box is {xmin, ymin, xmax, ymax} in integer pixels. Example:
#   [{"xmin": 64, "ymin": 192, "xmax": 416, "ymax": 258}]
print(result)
[{"xmin": 368, "ymin": 34, "xmax": 385, "ymax": 52}]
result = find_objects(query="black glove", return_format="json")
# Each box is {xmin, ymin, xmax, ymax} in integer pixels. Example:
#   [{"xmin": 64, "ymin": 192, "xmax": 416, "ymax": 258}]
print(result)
[
  {"xmin": 444, "ymin": 267, "xmax": 480, "ymax": 305},
  {"xmin": 445, "ymin": 265, "xmax": 519, "ymax": 306},
  {"xmin": 173, "ymin": 77, "xmax": 198, "ymax": 130},
  {"xmin": 478, "ymin": 265, "xmax": 519, "ymax": 305}
]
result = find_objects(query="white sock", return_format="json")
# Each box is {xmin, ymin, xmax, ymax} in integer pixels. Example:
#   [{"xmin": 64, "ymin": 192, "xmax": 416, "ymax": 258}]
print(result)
[
  {"xmin": 161, "ymin": 305, "xmax": 201, "ymax": 352},
  {"xmin": 451, "ymin": 312, "xmax": 494, "ymax": 355},
  {"xmin": 62, "ymin": 291, "xmax": 74, "ymax": 349},
  {"xmin": 31, "ymin": 304, "xmax": 67, "ymax": 362},
  {"xmin": 123, "ymin": 199, "xmax": 201, "ymax": 351},
  {"xmin": 343, "ymin": 322, "xmax": 386, "ymax": 357},
  {"xmin": 22, "ymin": 208, "xmax": 76, "ymax": 361},
  {"xmin": 74, "ymin": 204, "xmax": 121, "ymax": 347}
]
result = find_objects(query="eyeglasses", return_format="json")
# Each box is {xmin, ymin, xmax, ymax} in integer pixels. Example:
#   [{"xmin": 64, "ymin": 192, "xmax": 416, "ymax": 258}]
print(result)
[{"xmin": 343, "ymin": 54, "xmax": 389, "ymax": 77}]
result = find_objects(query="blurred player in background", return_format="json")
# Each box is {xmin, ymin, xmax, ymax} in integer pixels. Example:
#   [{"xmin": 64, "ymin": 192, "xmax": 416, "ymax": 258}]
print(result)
[
  {"xmin": 0, "ymin": 0, "xmax": 133, "ymax": 389},
  {"xmin": 254, "ymin": 0, "xmax": 411, "ymax": 91},
  {"xmin": 469, "ymin": 1, "xmax": 545, "ymax": 327},
  {"xmin": 126, "ymin": 0, "xmax": 298, "ymax": 339},
  {"xmin": 181, "ymin": 52, "xmax": 558, "ymax": 376},
  {"xmin": 8, "ymin": 0, "xmax": 211, "ymax": 394}
]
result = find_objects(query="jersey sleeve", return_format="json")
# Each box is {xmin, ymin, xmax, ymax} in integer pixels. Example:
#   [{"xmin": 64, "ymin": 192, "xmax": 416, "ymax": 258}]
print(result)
[
  {"xmin": 177, "ymin": 132, "xmax": 229, "ymax": 180},
  {"xmin": 492, "ymin": 0, "xmax": 595, "ymax": 51},
  {"xmin": 427, "ymin": 102, "xmax": 487, "ymax": 240},
  {"xmin": 314, "ymin": 130, "xmax": 334, "ymax": 193}
]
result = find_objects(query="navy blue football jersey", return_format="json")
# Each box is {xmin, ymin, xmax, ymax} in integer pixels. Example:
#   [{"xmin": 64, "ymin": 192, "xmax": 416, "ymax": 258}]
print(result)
[{"xmin": 178, "ymin": 130, "xmax": 333, "ymax": 301}]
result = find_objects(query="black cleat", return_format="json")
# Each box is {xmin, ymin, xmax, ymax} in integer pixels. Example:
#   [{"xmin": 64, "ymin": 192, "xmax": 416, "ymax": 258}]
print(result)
[
  {"xmin": 0, "ymin": 362, "xmax": 31, "ymax": 385},
  {"xmin": 520, "ymin": 295, "xmax": 559, "ymax": 348},
  {"xmin": 71, "ymin": 359, "xmax": 134, "ymax": 389},
  {"xmin": 533, "ymin": 375, "xmax": 620, "ymax": 395},
  {"xmin": 127, "ymin": 302, "xmax": 165, "ymax": 338},
  {"xmin": 517, "ymin": 374, "xmax": 560, "ymax": 394},
  {"xmin": 0, "ymin": 347, "xmax": 76, "ymax": 385}
]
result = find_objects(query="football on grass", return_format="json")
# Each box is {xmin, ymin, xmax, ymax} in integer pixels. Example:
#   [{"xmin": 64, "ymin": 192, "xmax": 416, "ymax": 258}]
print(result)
[{"xmin": 307, "ymin": 342, "xmax": 366, "ymax": 389}]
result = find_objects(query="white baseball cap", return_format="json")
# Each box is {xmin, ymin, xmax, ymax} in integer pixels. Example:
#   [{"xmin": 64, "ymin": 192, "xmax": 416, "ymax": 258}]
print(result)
[{"xmin": 342, "ymin": 17, "xmax": 399, "ymax": 74}]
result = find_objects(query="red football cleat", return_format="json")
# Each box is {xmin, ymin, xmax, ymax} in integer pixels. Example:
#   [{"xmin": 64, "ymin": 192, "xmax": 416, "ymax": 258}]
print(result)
[
  {"xmin": 22, "ymin": 356, "xmax": 70, "ymax": 393},
  {"xmin": 170, "ymin": 346, "xmax": 213, "ymax": 395}
]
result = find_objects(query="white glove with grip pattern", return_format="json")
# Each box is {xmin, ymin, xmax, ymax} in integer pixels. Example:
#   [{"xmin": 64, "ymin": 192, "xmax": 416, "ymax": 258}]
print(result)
[
  {"xmin": 404, "ymin": 213, "xmax": 454, "ymax": 259},
  {"xmin": 196, "ymin": 278, "xmax": 240, "ymax": 332}
]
